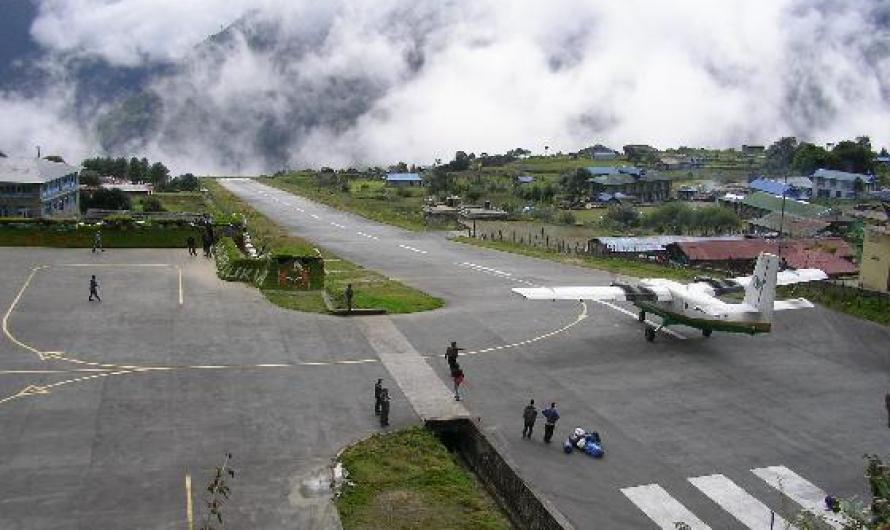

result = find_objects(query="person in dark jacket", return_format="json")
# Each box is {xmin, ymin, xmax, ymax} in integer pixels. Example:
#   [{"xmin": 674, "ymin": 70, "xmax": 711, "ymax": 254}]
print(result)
[
  {"xmin": 374, "ymin": 379, "xmax": 383, "ymax": 416},
  {"xmin": 445, "ymin": 341, "xmax": 464, "ymax": 370},
  {"xmin": 451, "ymin": 364, "xmax": 464, "ymax": 401},
  {"xmin": 542, "ymin": 402, "xmax": 560, "ymax": 443},
  {"xmin": 379, "ymin": 388, "xmax": 390, "ymax": 427},
  {"xmin": 88, "ymin": 275, "xmax": 101, "ymax": 302},
  {"xmin": 187, "ymin": 235, "xmax": 197, "ymax": 256},
  {"xmin": 522, "ymin": 399, "xmax": 537, "ymax": 439}
]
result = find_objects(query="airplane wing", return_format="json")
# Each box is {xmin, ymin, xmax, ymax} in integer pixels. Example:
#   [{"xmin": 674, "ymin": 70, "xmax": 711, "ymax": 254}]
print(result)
[
  {"xmin": 732, "ymin": 268, "xmax": 827, "ymax": 287},
  {"xmin": 699, "ymin": 297, "xmax": 816, "ymax": 315},
  {"xmin": 511, "ymin": 285, "xmax": 672, "ymax": 302},
  {"xmin": 511, "ymin": 286, "xmax": 629, "ymax": 301}
]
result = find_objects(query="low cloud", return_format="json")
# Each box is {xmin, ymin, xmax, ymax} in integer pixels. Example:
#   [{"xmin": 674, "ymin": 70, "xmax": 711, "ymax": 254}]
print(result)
[{"xmin": 2, "ymin": 0, "xmax": 890, "ymax": 173}]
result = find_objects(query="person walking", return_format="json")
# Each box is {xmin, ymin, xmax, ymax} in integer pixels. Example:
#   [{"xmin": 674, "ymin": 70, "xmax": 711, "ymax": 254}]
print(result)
[
  {"xmin": 542, "ymin": 402, "xmax": 560, "ymax": 443},
  {"xmin": 445, "ymin": 341, "xmax": 464, "ymax": 370},
  {"xmin": 374, "ymin": 379, "xmax": 384, "ymax": 416},
  {"xmin": 92, "ymin": 230, "xmax": 104, "ymax": 253},
  {"xmin": 379, "ymin": 388, "xmax": 390, "ymax": 427},
  {"xmin": 451, "ymin": 364, "xmax": 465, "ymax": 401},
  {"xmin": 345, "ymin": 284, "xmax": 354, "ymax": 313},
  {"xmin": 187, "ymin": 235, "xmax": 197, "ymax": 256},
  {"xmin": 522, "ymin": 399, "xmax": 537, "ymax": 439},
  {"xmin": 88, "ymin": 275, "xmax": 101, "ymax": 302}
]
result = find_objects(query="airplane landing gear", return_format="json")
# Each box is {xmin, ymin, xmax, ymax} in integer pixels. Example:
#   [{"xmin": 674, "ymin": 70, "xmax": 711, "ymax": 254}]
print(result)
[
  {"xmin": 645, "ymin": 326, "xmax": 656, "ymax": 342},
  {"xmin": 702, "ymin": 329, "xmax": 712, "ymax": 337}
]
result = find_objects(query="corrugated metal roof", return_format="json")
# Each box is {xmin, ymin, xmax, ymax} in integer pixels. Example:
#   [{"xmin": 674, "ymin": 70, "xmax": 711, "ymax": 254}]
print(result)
[
  {"xmin": 812, "ymin": 168, "xmax": 875, "ymax": 183},
  {"xmin": 673, "ymin": 238, "xmax": 852, "ymax": 261},
  {"xmin": 742, "ymin": 192, "xmax": 830, "ymax": 219},
  {"xmin": 749, "ymin": 213, "xmax": 830, "ymax": 238},
  {"xmin": 0, "ymin": 157, "xmax": 80, "ymax": 184},
  {"xmin": 386, "ymin": 173, "xmax": 421, "ymax": 181},
  {"xmin": 783, "ymin": 249, "xmax": 857, "ymax": 276},
  {"xmin": 586, "ymin": 166, "xmax": 643, "ymax": 176},
  {"xmin": 593, "ymin": 235, "xmax": 743, "ymax": 253}
]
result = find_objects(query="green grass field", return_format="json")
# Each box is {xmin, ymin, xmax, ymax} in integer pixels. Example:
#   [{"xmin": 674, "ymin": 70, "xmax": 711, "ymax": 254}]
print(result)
[
  {"xmin": 336, "ymin": 428, "xmax": 511, "ymax": 530},
  {"xmin": 153, "ymin": 192, "xmax": 207, "ymax": 213},
  {"xmin": 203, "ymin": 179, "xmax": 443, "ymax": 314}
]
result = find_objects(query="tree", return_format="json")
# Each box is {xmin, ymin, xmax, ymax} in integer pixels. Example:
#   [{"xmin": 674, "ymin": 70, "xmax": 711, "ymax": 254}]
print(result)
[
  {"xmin": 424, "ymin": 166, "xmax": 453, "ymax": 195},
  {"xmin": 853, "ymin": 176, "xmax": 866, "ymax": 199},
  {"xmin": 177, "ymin": 173, "xmax": 200, "ymax": 191},
  {"xmin": 148, "ymin": 162, "xmax": 170, "ymax": 187},
  {"xmin": 560, "ymin": 168, "xmax": 590, "ymax": 204},
  {"xmin": 764, "ymin": 137, "xmax": 798, "ymax": 174},
  {"xmin": 448, "ymin": 151, "xmax": 470, "ymax": 171},
  {"xmin": 129, "ymin": 157, "xmax": 145, "ymax": 182},
  {"xmin": 791, "ymin": 143, "xmax": 830, "ymax": 174},
  {"xmin": 81, "ymin": 188, "xmax": 131, "ymax": 212},
  {"xmin": 603, "ymin": 204, "xmax": 640, "ymax": 228},
  {"xmin": 79, "ymin": 170, "xmax": 101, "ymax": 187},
  {"xmin": 828, "ymin": 140, "xmax": 874, "ymax": 174}
]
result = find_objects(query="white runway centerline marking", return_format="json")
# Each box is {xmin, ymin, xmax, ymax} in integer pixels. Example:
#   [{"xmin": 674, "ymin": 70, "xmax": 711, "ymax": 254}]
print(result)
[
  {"xmin": 398, "ymin": 244, "xmax": 428, "ymax": 254},
  {"xmin": 689, "ymin": 474, "xmax": 792, "ymax": 530},
  {"xmin": 752, "ymin": 466, "xmax": 846, "ymax": 529},
  {"xmin": 622, "ymin": 483, "xmax": 711, "ymax": 529}
]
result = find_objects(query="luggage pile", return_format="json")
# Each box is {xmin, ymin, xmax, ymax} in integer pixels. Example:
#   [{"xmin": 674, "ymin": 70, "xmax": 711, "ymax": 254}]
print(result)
[{"xmin": 563, "ymin": 427, "xmax": 604, "ymax": 458}]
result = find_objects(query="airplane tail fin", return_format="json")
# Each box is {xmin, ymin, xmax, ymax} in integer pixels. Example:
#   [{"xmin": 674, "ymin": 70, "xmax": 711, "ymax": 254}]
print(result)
[{"xmin": 744, "ymin": 252, "xmax": 780, "ymax": 321}]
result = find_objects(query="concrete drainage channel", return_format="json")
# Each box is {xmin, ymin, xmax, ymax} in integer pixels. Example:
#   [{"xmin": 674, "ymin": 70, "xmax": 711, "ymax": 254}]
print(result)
[{"xmin": 427, "ymin": 418, "xmax": 575, "ymax": 530}]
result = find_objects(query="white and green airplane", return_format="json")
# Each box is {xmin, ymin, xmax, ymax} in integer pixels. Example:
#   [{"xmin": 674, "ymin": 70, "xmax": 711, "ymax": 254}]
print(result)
[{"xmin": 512, "ymin": 252, "xmax": 827, "ymax": 341}]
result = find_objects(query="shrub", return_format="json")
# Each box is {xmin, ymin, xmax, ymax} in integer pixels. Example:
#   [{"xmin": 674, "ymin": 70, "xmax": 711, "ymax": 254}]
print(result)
[
  {"xmin": 556, "ymin": 210, "xmax": 576, "ymax": 225},
  {"xmin": 141, "ymin": 196, "xmax": 165, "ymax": 212}
]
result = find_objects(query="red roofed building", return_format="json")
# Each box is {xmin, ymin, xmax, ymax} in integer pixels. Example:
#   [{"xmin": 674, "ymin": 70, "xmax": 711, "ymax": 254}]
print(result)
[{"xmin": 666, "ymin": 237, "xmax": 856, "ymax": 276}]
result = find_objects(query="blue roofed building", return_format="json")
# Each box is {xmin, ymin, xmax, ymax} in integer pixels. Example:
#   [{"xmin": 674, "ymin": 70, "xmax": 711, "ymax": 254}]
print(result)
[
  {"xmin": 747, "ymin": 177, "xmax": 811, "ymax": 200},
  {"xmin": 385, "ymin": 172, "xmax": 423, "ymax": 187},
  {"xmin": 812, "ymin": 169, "xmax": 877, "ymax": 199},
  {"xmin": 0, "ymin": 157, "xmax": 80, "ymax": 218}
]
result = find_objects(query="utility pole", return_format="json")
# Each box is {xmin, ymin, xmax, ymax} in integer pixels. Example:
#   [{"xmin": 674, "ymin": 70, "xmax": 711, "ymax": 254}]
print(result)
[
  {"xmin": 777, "ymin": 172, "xmax": 789, "ymax": 267},
  {"xmin": 36, "ymin": 145, "xmax": 41, "ymax": 158}
]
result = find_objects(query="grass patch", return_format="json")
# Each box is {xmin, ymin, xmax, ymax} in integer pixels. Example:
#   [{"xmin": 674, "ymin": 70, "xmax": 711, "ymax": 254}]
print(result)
[
  {"xmin": 203, "ymin": 179, "xmax": 443, "ymax": 314},
  {"xmin": 336, "ymin": 427, "xmax": 511, "ymax": 530},
  {"xmin": 154, "ymin": 192, "xmax": 207, "ymax": 213},
  {"xmin": 780, "ymin": 284, "xmax": 890, "ymax": 326},
  {"xmin": 452, "ymin": 236, "xmax": 704, "ymax": 281},
  {"xmin": 259, "ymin": 173, "xmax": 431, "ymax": 231}
]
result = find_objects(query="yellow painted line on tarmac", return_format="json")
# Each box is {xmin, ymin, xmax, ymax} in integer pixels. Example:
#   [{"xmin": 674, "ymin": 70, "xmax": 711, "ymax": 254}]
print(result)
[{"xmin": 2, "ymin": 266, "xmax": 47, "ymax": 360}]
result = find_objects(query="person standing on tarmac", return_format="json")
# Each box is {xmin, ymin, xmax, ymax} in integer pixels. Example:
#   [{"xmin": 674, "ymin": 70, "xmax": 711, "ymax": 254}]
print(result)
[
  {"xmin": 542, "ymin": 402, "xmax": 560, "ymax": 443},
  {"xmin": 345, "ymin": 284, "xmax": 354, "ymax": 313},
  {"xmin": 88, "ymin": 275, "xmax": 101, "ymax": 302},
  {"xmin": 374, "ymin": 379, "xmax": 383, "ymax": 416},
  {"xmin": 92, "ymin": 230, "xmax": 104, "ymax": 253},
  {"xmin": 379, "ymin": 388, "xmax": 390, "ymax": 427},
  {"xmin": 187, "ymin": 235, "xmax": 197, "ymax": 256},
  {"xmin": 522, "ymin": 399, "xmax": 537, "ymax": 439}
]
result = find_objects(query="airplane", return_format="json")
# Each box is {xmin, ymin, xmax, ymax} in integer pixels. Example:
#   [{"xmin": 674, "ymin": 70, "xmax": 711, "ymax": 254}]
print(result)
[{"xmin": 511, "ymin": 252, "xmax": 827, "ymax": 341}]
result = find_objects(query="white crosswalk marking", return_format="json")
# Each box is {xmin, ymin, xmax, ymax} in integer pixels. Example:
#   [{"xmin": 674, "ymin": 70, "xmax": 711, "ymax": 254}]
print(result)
[
  {"xmin": 621, "ymin": 484, "xmax": 711, "ymax": 530},
  {"xmin": 752, "ymin": 466, "xmax": 845, "ymax": 529},
  {"xmin": 689, "ymin": 474, "xmax": 793, "ymax": 530}
]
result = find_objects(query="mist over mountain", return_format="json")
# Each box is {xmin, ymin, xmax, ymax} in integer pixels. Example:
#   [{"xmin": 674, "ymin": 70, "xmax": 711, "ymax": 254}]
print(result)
[{"xmin": 2, "ymin": 1, "xmax": 890, "ymax": 174}]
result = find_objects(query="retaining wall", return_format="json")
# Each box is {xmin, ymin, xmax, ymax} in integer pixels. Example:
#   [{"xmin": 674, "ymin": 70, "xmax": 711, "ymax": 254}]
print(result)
[{"xmin": 427, "ymin": 418, "xmax": 574, "ymax": 530}]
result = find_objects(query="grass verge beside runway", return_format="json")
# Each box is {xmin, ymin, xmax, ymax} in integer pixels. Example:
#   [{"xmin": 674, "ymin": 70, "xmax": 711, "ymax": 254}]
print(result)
[
  {"xmin": 204, "ymin": 179, "xmax": 443, "ymax": 314},
  {"xmin": 336, "ymin": 427, "xmax": 511, "ymax": 530},
  {"xmin": 452, "ymin": 236, "xmax": 704, "ymax": 281},
  {"xmin": 0, "ymin": 219, "xmax": 196, "ymax": 247},
  {"xmin": 258, "ymin": 174, "xmax": 431, "ymax": 231}
]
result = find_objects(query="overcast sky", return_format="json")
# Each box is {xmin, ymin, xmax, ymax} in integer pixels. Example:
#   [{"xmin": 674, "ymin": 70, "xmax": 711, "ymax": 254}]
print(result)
[{"xmin": 2, "ymin": 0, "xmax": 890, "ymax": 173}]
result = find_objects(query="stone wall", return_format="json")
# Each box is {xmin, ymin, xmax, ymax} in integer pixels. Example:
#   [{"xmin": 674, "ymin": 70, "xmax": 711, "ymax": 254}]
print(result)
[{"xmin": 427, "ymin": 418, "xmax": 574, "ymax": 530}]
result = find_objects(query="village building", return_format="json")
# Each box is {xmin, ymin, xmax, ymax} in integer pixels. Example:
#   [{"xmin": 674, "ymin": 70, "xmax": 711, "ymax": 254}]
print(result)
[
  {"xmin": 666, "ymin": 238, "xmax": 856, "ymax": 277},
  {"xmin": 587, "ymin": 235, "xmax": 743, "ymax": 259},
  {"xmin": 0, "ymin": 157, "xmax": 80, "ymax": 218},
  {"xmin": 586, "ymin": 166, "xmax": 671, "ymax": 203},
  {"xmin": 811, "ymin": 169, "xmax": 877, "ymax": 199},
  {"xmin": 385, "ymin": 173, "xmax": 423, "ymax": 187}
]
